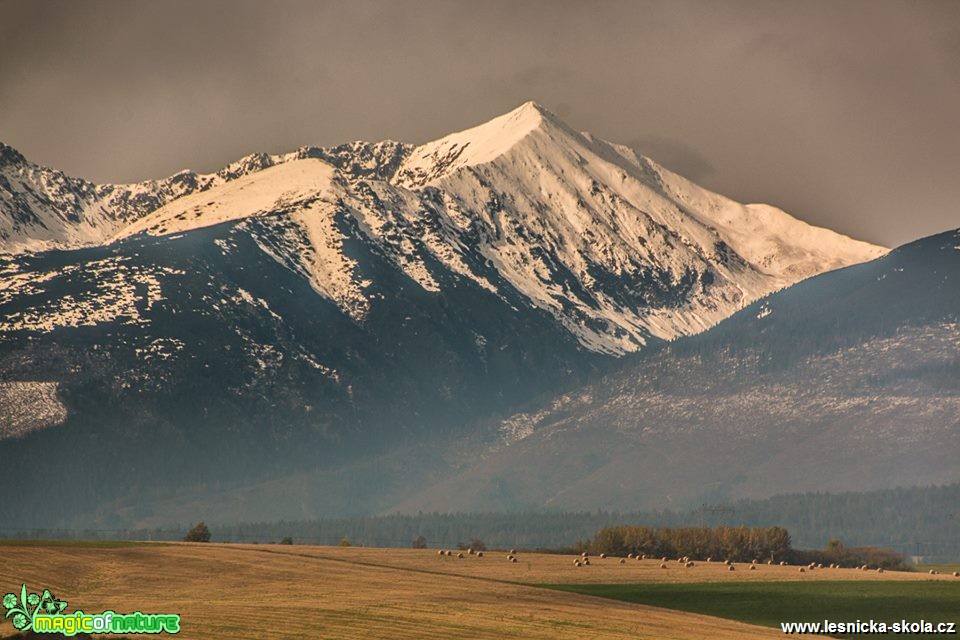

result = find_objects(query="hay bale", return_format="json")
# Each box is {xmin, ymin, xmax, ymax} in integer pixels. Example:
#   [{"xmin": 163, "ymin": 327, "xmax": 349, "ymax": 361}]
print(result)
[
  {"xmin": 799, "ymin": 567, "xmax": 805, "ymax": 573},
  {"xmin": 877, "ymin": 568, "xmax": 884, "ymax": 573},
  {"xmin": 706, "ymin": 557, "xmax": 712, "ymax": 563},
  {"xmin": 767, "ymin": 560, "xmax": 773, "ymax": 565},
  {"xmin": 780, "ymin": 561, "xmax": 787, "ymax": 566},
  {"xmin": 724, "ymin": 559, "xmax": 731, "ymax": 566},
  {"xmin": 599, "ymin": 553, "xmax": 606, "ymax": 559},
  {"xmin": 574, "ymin": 559, "xmax": 582, "ymax": 566},
  {"xmin": 510, "ymin": 549, "xmax": 517, "ymax": 555},
  {"xmin": 627, "ymin": 553, "xmax": 634, "ymax": 559},
  {"xmin": 686, "ymin": 561, "xmax": 695, "ymax": 568},
  {"xmin": 619, "ymin": 558, "xmax": 626, "ymax": 564},
  {"xmin": 641, "ymin": 554, "xmax": 647, "ymax": 560},
  {"xmin": 929, "ymin": 569, "xmax": 937, "ymax": 575},
  {"xmin": 660, "ymin": 563, "xmax": 667, "ymax": 569},
  {"xmin": 438, "ymin": 550, "xmax": 445, "ymax": 556},
  {"xmin": 467, "ymin": 548, "xmax": 474, "ymax": 555},
  {"xmin": 457, "ymin": 552, "xmax": 464, "ymax": 558},
  {"xmin": 749, "ymin": 565, "xmax": 756, "ymax": 570},
  {"xmin": 476, "ymin": 551, "xmax": 484, "ymax": 557},
  {"xmin": 727, "ymin": 565, "xmax": 735, "ymax": 571},
  {"xmin": 952, "ymin": 571, "xmax": 959, "ymax": 577},
  {"xmin": 511, "ymin": 557, "xmax": 518, "ymax": 563}
]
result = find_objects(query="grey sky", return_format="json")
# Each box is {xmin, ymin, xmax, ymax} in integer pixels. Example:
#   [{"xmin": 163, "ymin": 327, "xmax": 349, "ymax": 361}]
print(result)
[{"xmin": 1, "ymin": 0, "xmax": 957, "ymax": 247}]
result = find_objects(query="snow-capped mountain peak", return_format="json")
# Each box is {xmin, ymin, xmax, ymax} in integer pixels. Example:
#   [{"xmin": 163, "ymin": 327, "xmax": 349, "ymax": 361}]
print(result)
[
  {"xmin": 393, "ymin": 101, "xmax": 558, "ymax": 188},
  {"xmin": 0, "ymin": 102, "xmax": 886, "ymax": 353}
]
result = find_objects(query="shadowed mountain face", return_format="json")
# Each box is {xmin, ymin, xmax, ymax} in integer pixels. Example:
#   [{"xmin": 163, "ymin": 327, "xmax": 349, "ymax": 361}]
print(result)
[
  {"xmin": 0, "ymin": 221, "xmax": 608, "ymax": 526},
  {"xmin": 0, "ymin": 103, "xmax": 889, "ymax": 527},
  {"xmin": 393, "ymin": 229, "xmax": 960, "ymax": 514}
]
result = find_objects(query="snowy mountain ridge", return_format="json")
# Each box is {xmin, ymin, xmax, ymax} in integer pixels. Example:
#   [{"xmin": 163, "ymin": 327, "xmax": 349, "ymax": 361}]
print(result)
[{"xmin": 0, "ymin": 102, "xmax": 885, "ymax": 353}]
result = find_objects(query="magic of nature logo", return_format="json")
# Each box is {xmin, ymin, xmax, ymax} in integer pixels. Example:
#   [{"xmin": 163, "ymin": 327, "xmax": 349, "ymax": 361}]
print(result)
[{"xmin": 3, "ymin": 584, "xmax": 180, "ymax": 635}]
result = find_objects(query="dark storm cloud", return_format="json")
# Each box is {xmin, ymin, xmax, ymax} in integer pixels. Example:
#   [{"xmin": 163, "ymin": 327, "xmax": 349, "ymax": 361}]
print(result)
[{"xmin": 1, "ymin": 0, "xmax": 957, "ymax": 246}]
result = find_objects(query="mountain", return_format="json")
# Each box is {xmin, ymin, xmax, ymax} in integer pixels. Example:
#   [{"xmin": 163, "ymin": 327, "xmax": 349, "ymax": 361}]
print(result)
[
  {"xmin": 1, "ymin": 103, "xmax": 884, "ymax": 353},
  {"xmin": 393, "ymin": 229, "xmax": 960, "ymax": 513},
  {"xmin": 0, "ymin": 102, "xmax": 885, "ymax": 526}
]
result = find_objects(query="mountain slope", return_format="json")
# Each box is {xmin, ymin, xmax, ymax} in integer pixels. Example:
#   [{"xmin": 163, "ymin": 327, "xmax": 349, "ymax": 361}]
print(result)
[
  {"xmin": 392, "ymin": 229, "xmax": 960, "ymax": 513},
  {"xmin": 0, "ymin": 102, "xmax": 889, "ymax": 526},
  {"xmin": 0, "ymin": 219, "xmax": 608, "ymax": 526}
]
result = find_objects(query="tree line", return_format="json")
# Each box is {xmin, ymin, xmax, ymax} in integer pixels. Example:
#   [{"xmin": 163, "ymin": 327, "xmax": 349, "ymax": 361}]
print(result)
[
  {"xmin": 588, "ymin": 525, "xmax": 791, "ymax": 562},
  {"xmin": 4, "ymin": 484, "xmax": 957, "ymax": 562}
]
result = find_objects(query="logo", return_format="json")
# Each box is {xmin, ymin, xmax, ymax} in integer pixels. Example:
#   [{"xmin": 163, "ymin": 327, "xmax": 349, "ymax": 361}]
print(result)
[{"xmin": 3, "ymin": 584, "xmax": 180, "ymax": 635}]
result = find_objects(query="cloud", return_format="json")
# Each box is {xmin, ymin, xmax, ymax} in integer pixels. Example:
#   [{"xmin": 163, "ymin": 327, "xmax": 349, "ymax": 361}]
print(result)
[
  {"xmin": 628, "ymin": 136, "xmax": 714, "ymax": 182},
  {"xmin": 1, "ymin": 0, "xmax": 957, "ymax": 246},
  {"xmin": 937, "ymin": 29, "xmax": 960, "ymax": 78}
]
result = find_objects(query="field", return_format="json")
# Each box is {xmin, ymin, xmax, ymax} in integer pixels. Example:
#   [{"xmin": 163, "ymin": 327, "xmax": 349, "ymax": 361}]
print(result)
[
  {"xmin": 915, "ymin": 563, "xmax": 960, "ymax": 575},
  {"xmin": 0, "ymin": 542, "xmax": 957, "ymax": 639},
  {"xmin": 545, "ymin": 582, "xmax": 960, "ymax": 635}
]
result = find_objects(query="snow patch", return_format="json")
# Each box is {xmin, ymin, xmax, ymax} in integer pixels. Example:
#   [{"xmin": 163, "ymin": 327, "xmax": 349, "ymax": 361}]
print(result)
[
  {"xmin": 0, "ymin": 381, "xmax": 67, "ymax": 439},
  {"xmin": 0, "ymin": 258, "xmax": 183, "ymax": 332},
  {"xmin": 134, "ymin": 337, "xmax": 185, "ymax": 362}
]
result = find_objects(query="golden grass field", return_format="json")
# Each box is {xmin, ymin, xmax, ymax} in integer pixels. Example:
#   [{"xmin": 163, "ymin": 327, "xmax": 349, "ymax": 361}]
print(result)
[{"xmin": 0, "ymin": 542, "xmax": 954, "ymax": 639}]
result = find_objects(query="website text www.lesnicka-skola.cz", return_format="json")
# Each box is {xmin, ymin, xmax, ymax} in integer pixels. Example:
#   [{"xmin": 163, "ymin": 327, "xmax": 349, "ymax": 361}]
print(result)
[{"xmin": 781, "ymin": 620, "xmax": 957, "ymax": 635}]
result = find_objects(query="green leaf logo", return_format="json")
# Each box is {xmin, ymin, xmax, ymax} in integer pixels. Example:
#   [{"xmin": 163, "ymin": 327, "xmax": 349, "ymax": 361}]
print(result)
[{"xmin": 3, "ymin": 584, "xmax": 68, "ymax": 632}]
